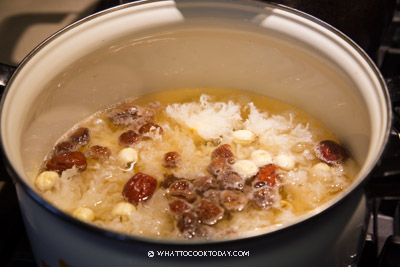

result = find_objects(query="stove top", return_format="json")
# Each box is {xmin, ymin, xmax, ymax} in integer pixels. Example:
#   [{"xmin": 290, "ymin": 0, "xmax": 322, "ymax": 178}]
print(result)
[{"xmin": 1, "ymin": 1, "xmax": 400, "ymax": 266}]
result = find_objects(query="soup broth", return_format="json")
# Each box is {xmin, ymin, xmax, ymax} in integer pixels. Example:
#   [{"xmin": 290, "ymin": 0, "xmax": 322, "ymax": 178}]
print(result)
[{"xmin": 34, "ymin": 88, "xmax": 358, "ymax": 239}]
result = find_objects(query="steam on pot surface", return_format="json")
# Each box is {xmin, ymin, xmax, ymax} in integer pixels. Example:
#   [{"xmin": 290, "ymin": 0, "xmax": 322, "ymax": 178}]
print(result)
[{"xmin": 32, "ymin": 88, "xmax": 359, "ymax": 240}]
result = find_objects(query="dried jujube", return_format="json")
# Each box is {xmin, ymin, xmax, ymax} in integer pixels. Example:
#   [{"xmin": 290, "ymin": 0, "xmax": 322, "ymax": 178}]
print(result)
[
  {"xmin": 194, "ymin": 175, "xmax": 218, "ymax": 194},
  {"xmin": 207, "ymin": 157, "xmax": 228, "ymax": 176},
  {"xmin": 194, "ymin": 199, "xmax": 224, "ymax": 225},
  {"xmin": 177, "ymin": 212, "xmax": 198, "ymax": 239},
  {"xmin": 118, "ymin": 130, "xmax": 140, "ymax": 147},
  {"xmin": 138, "ymin": 122, "xmax": 164, "ymax": 136},
  {"xmin": 211, "ymin": 144, "xmax": 234, "ymax": 159},
  {"xmin": 107, "ymin": 106, "xmax": 139, "ymax": 127},
  {"xmin": 162, "ymin": 151, "xmax": 181, "ymax": 168},
  {"xmin": 70, "ymin": 127, "xmax": 90, "ymax": 146},
  {"xmin": 315, "ymin": 140, "xmax": 349, "ymax": 165},
  {"xmin": 218, "ymin": 171, "xmax": 244, "ymax": 190},
  {"xmin": 122, "ymin": 173, "xmax": 157, "ymax": 205},
  {"xmin": 252, "ymin": 187, "xmax": 275, "ymax": 209},
  {"xmin": 87, "ymin": 145, "xmax": 111, "ymax": 161},
  {"xmin": 169, "ymin": 199, "xmax": 192, "ymax": 216},
  {"xmin": 54, "ymin": 141, "xmax": 76, "ymax": 155},
  {"xmin": 255, "ymin": 164, "xmax": 277, "ymax": 186},
  {"xmin": 169, "ymin": 179, "xmax": 195, "ymax": 201},
  {"xmin": 220, "ymin": 190, "xmax": 248, "ymax": 211},
  {"xmin": 46, "ymin": 151, "xmax": 87, "ymax": 174},
  {"xmin": 160, "ymin": 174, "xmax": 180, "ymax": 189}
]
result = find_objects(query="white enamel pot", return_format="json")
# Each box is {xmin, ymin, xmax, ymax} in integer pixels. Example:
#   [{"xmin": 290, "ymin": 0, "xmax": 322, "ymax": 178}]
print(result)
[{"xmin": 0, "ymin": 1, "xmax": 391, "ymax": 266}]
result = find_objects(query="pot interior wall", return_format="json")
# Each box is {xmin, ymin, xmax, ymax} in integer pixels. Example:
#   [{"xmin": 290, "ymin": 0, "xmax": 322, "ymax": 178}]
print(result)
[{"xmin": 1, "ymin": 1, "xmax": 388, "ymax": 207}]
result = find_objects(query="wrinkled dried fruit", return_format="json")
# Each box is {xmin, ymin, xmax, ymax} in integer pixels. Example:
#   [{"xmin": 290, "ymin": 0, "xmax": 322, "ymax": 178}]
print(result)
[
  {"xmin": 54, "ymin": 141, "xmax": 76, "ymax": 155},
  {"xmin": 315, "ymin": 140, "xmax": 349, "ymax": 165},
  {"xmin": 138, "ymin": 122, "xmax": 164, "ymax": 136},
  {"xmin": 194, "ymin": 176, "xmax": 218, "ymax": 194},
  {"xmin": 161, "ymin": 174, "xmax": 180, "ymax": 189},
  {"xmin": 252, "ymin": 187, "xmax": 275, "ymax": 209},
  {"xmin": 122, "ymin": 173, "xmax": 157, "ymax": 205},
  {"xmin": 169, "ymin": 180, "xmax": 195, "ymax": 201},
  {"xmin": 220, "ymin": 190, "xmax": 248, "ymax": 211},
  {"xmin": 177, "ymin": 212, "xmax": 198, "ymax": 239},
  {"xmin": 194, "ymin": 199, "xmax": 224, "ymax": 225},
  {"xmin": 211, "ymin": 144, "xmax": 234, "ymax": 159},
  {"xmin": 162, "ymin": 151, "xmax": 181, "ymax": 168},
  {"xmin": 87, "ymin": 145, "xmax": 111, "ymax": 161},
  {"xmin": 195, "ymin": 225, "xmax": 215, "ymax": 238},
  {"xmin": 207, "ymin": 157, "xmax": 228, "ymax": 176},
  {"xmin": 203, "ymin": 189, "xmax": 220, "ymax": 203},
  {"xmin": 118, "ymin": 130, "xmax": 140, "ymax": 147},
  {"xmin": 218, "ymin": 171, "xmax": 244, "ymax": 190},
  {"xmin": 107, "ymin": 106, "xmax": 139, "ymax": 127},
  {"xmin": 256, "ymin": 164, "xmax": 277, "ymax": 186},
  {"xmin": 46, "ymin": 151, "xmax": 87, "ymax": 174},
  {"xmin": 70, "ymin": 127, "xmax": 90, "ymax": 146},
  {"xmin": 169, "ymin": 199, "xmax": 192, "ymax": 216}
]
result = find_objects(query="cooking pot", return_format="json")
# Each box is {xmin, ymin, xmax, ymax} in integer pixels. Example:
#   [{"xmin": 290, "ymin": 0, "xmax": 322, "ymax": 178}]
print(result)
[{"xmin": 0, "ymin": 0, "xmax": 391, "ymax": 266}]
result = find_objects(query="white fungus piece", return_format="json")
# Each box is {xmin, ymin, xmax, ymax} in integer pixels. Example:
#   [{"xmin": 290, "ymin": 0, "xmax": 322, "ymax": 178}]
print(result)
[
  {"xmin": 232, "ymin": 130, "xmax": 255, "ymax": 144},
  {"xmin": 35, "ymin": 171, "xmax": 60, "ymax": 191},
  {"xmin": 232, "ymin": 160, "xmax": 259, "ymax": 179},
  {"xmin": 72, "ymin": 207, "xmax": 95, "ymax": 222},
  {"xmin": 165, "ymin": 94, "xmax": 242, "ymax": 140},
  {"xmin": 118, "ymin": 148, "xmax": 138, "ymax": 166},
  {"xmin": 251, "ymin": 150, "xmax": 273, "ymax": 167},
  {"xmin": 112, "ymin": 202, "xmax": 136, "ymax": 219},
  {"xmin": 274, "ymin": 154, "xmax": 296, "ymax": 171}
]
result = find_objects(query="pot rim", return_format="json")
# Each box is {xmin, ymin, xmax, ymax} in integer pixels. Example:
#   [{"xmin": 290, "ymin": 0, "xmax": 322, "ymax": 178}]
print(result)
[{"xmin": 0, "ymin": 0, "xmax": 392, "ymax": 246}]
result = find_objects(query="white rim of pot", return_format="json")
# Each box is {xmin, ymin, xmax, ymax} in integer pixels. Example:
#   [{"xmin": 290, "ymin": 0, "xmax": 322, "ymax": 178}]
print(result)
[{"xmin": 0, "ymin": 0, "xmax": 392, "ymax": 245}]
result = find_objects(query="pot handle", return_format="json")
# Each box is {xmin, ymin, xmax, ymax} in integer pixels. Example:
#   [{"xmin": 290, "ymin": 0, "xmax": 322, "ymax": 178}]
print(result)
[
  {"xmin": 0, "ymin": 63, "xmax": 17, "ymax": 94},
  {"xmin": 367, "ymin": 76, "xmax": 400, "ymax": 198}
]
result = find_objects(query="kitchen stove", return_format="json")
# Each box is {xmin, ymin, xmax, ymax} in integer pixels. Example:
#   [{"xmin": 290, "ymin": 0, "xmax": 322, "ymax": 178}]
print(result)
[{"xmin": 0, "ymin": 0, "xmax": 399, "ymax": 266}]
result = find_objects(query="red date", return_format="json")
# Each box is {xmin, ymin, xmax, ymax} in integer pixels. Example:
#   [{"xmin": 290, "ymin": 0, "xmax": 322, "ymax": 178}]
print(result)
[
  {"xmin": 160, "ymin": 174, "xmax": 180, "ymax": 189},
  {"xmin": 70, "ymin": 127, "xmax": 90, "ymax": 146},
  {"xmin": 107, "ymin": 106, "xmax": 139, "ymax": 127},
  {"xmin": 252, "ymin": 187, "xmax": 275, "ymax": 209},
  {"xmin": 86, "ymin": 145, "xmax": 111, "ymax": 161},
  {"xmin": 169, "ymin": 199, "xmax": 192, "ymax": 216},
  {"xmin": 194, "ymin": 199, "xmax": 224, "ymax": 225},
  {"xmin": 169, "ymin": 179, "xmax": 195, "ymax": 201},
  {"xmin": 207, "ymin": 157, "xmax": 228, "ymax": 176},
  {"xmin": 138, "ymin": 122, "xmax": 164, "ymax": 136},
  {"xmin": 162, "ymin": 151, "xmax": 181, "ymax": 168},
  {"xmin": 315, "ymin": 140, "xmax": 349, "ymax": 165},
  {"xmin": 122, "ymin": 173, "xmax": 157, "ymax": 205},
  {"xmin": 220, "ymin": 190, "xmax": 248, "ymax": 211},
  {"xmin": 194, "ymin": 175, "xmax": 218, "ymax": 194},
  {"xmin": 46, "ymin": 151, "xmax": 87, "ymax": 174},
  {"xmin": 54, "ymin": 141, "xmax": 76, "ymax": 155},
  {"xmin": 255, "ymin": 164, "xmax": 277, "ymax": 186},
  {"xmin": 218, "ymin": 171, "xmax": 244, "ymax": 190},
  {"xmin": 177, "ymin": 212, "xmax": 198, "ymax": 239},
  {"xmin": 118, "ymin": 130, "xmax": 140, "ymax": 147},
  {"xmin": 211, "ymin": 144, "xmax": 234, "ymax": 159}
]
